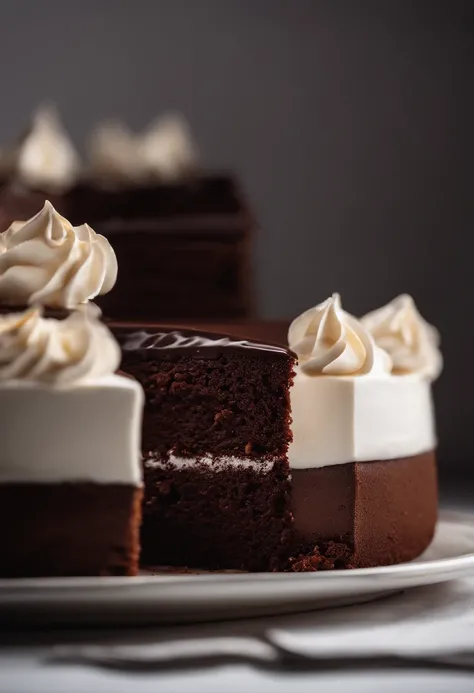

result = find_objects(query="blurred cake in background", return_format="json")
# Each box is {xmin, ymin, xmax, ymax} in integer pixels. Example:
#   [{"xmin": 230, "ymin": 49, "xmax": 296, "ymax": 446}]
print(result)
[
  {"xmin": 0, "ymin": 106, "xmax": 255, "ymax": 322},
  {"xmin": 0, "ymin": 202, "xmax": 144, "ymax": 577},
  {"xmin": 0, "ymin": 105, "xmax": 80, "ymax": 220},
  {"xmin": 81, "ymin": 114, "xmax": 255, "ymax": 322}
]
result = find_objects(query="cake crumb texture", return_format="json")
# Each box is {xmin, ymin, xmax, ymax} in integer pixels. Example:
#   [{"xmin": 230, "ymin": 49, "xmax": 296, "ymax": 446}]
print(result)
[
  {"xmin": 122, "ymin": 350, "xmax": 294, "ymax": 461},
  {"xmin": 141, "ymin": 461, "xmax": 293, "ymax": 571},
  {"xmin": 286, "ymin": 541, "xmax": 355, "ymax": 572}
]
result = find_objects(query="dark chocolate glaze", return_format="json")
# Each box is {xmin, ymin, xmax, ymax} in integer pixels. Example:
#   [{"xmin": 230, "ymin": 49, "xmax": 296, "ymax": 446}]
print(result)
[
  {"xmin": 109, "ymin": 319, "xmax": 290, "ymax": 346},
  {"xmin": 119, "ymin": 327, "xmax": 292, "ymax": 360}
]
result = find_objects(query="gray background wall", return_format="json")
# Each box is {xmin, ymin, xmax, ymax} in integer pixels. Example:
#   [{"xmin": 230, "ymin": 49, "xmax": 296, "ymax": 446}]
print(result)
[{"xmin": 0, "ymin": 1, "xmax": 472, "ymax": 476}]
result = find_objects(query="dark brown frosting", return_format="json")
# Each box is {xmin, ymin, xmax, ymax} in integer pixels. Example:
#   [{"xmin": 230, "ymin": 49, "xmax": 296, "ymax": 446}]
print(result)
[{"xmin": 119, "ymin": 327, "xmax": 292, "ymax": 360}]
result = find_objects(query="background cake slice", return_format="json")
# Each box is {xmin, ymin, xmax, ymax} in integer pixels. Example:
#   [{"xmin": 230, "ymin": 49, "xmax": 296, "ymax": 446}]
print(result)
[
  {"xmin": 0, "ymin": 109, "xmax": 255, "ymax": 322},
  {"xmin": 0, "ymin": 308, "xmax": 144, "ymax": 577}
]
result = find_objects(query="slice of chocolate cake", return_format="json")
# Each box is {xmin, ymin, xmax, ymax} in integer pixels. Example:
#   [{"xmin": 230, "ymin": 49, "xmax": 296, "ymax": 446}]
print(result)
[
  {"xmin": 117, "ymin": 292, "xmax": 441, "ymax": 573},
  {"xmin": 119, "ymin": 328, "xmax": 296, "ymax": 572},
  {"xmin": 0, "ymin": 308, "xmax": 144, "ymax": 578}
]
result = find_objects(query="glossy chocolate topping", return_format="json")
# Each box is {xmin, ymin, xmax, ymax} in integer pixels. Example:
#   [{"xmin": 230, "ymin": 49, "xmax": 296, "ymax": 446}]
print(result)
[{"xmin": 119, "ymin": 327, "xmax": 292, "ymax": 360}]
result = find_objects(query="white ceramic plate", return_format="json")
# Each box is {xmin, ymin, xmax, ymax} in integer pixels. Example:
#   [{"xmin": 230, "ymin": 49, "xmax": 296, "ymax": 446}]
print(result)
[{"xmin": 1, "ymin": 510, "xmax": 474, "ymax": 626}]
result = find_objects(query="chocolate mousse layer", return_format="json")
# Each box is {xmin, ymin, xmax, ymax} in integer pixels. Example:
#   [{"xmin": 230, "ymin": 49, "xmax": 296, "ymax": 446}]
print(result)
[
  {"xmin": 290, "ymin": 451, "xmax": 437, "ymax": 570},
  {"xmin": 0, "ymin": 484, "xmax": 142, "ymax": 577}
]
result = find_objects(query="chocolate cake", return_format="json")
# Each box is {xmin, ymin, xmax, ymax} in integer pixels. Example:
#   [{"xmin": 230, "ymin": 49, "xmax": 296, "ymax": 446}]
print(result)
[
  {"xmin": 0, "ymin": 199, "xmax": 145, "ymax": 578},
  {"xmin": 0, "ymin": 109, "xmax": 442, "ymax": 575},
  {"xmin": 118, "ymin": 292, "xmax": 441, "ymax": 572},
  {"xmin": 119, "ymin": 328, "xmax": 295, "ymax": 571},
  {"xmin": 0, "ymin": 308, "xmax": 144, "ymax": 578},
  {"xmin": 286, "ymin": 293, "xmax": 440, "ymax": 569}
]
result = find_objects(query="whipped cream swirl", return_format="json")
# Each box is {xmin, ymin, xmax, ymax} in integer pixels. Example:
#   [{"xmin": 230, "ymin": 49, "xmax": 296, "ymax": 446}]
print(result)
[
  {"xmin": 361, "ymin": 294, "xmax": 442, "ymax": 379},
  {"xmin": 288, "ymin": 293, "xmax": 392, "ymax": 376},
  {"xmin": 88, "ymin": 120, "xmax": 150, "ymax": 186},
  {"xmin": 88, "ymin": 113, "xmax": 197, "ymax": 185},
  {"xmin": 138, "ymin": 113, "xmax": 197, "ymax": 182},
  {"xmin": 0, "ymin": 201, "xmax": 117, "ymax": 308},
  {"xmin": 15, "ymin": 105, "xmax": 80, "ymax": 192},
  {"xmin": 0, "ymin": 307, "xmax": 121, "ymax": 386}
]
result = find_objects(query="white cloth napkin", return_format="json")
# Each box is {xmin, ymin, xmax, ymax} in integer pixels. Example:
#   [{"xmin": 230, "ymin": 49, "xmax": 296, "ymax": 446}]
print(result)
[
  {"xmin": 49, "ymin": 577, "xmax": 474, "ymax": 670},
  {"xmin": 269, "ymin": 577, "xmax": 474, "ymax": 659}
]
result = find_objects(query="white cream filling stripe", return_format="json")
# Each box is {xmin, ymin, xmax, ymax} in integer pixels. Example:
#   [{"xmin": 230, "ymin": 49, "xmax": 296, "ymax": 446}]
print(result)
[{"xmin": 145, "ymin": 454, "xmax": 276, "ymax": 472}]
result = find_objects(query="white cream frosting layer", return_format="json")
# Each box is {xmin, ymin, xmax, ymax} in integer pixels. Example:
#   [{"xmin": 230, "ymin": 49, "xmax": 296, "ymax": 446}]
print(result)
[
  {"xmin": 0, "ymin": 201, "xmax": 117, "ymax": 308},
  {"xmin": 286, "ymin": 294, "xmax": 440, "ymax": 468},
  {"xmin": 289, "ymin": 371, "xmax": 436, "ymax": 468},
  {"xmin": 0, "ymin": 375, "xmax": 143, "ymax": 484}
]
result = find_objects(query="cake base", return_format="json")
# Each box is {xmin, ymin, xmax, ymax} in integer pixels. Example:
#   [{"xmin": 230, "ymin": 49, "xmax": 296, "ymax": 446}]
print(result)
[
  {"xmin": 141, "ymin": 459, "xmax": 293, "ymax": 572},
  {"xmin": 140, "ymin": 452, "xmax": 437, "ymax": 572},
  {"xmin": 0, "ymin": 483, "xmax": 142, "ymax": 577},
  {"xmin": 290, "ymin": 451, "xmax": 437, "ymax": 570}
]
